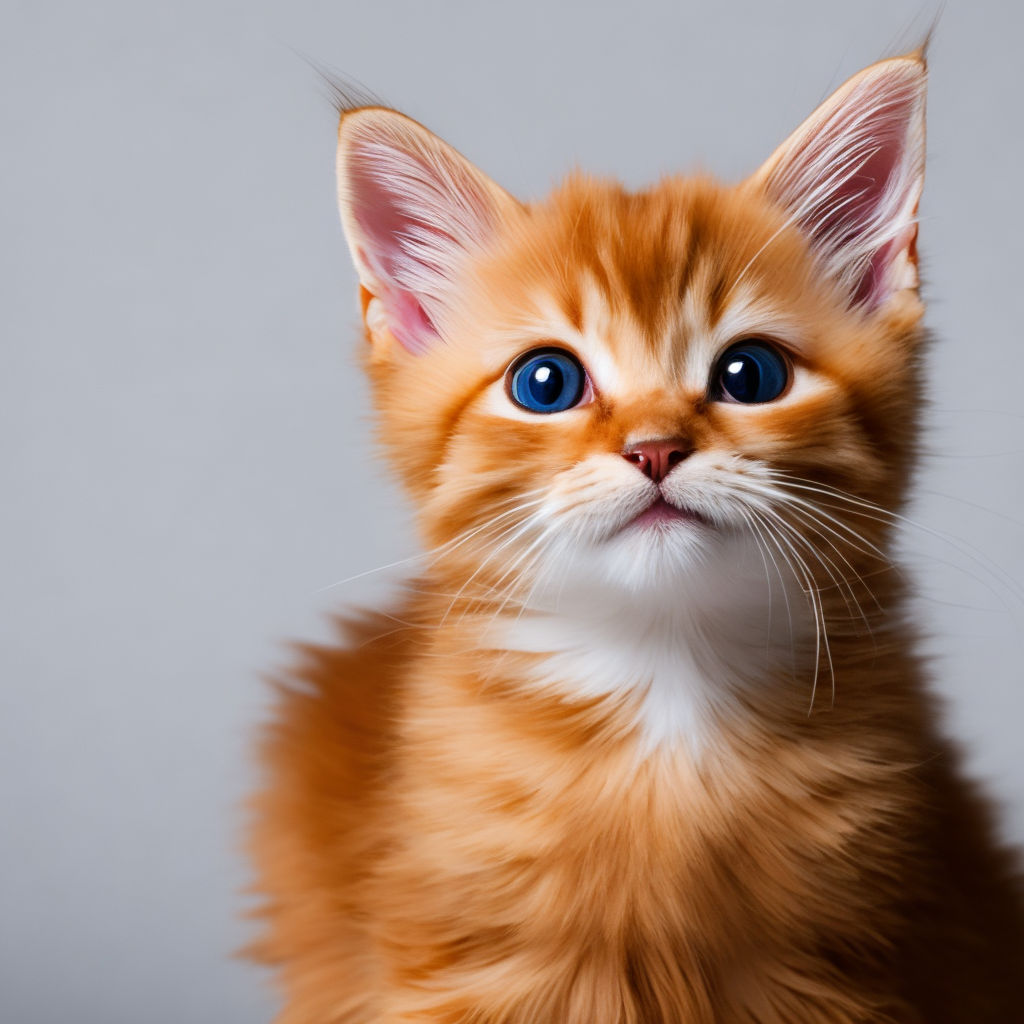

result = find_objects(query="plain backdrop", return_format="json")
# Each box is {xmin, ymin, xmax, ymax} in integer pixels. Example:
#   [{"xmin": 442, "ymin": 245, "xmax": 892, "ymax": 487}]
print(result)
[{"xmin": 3, "ymin": 1, "xmax": 1023, "ymax": 1020}]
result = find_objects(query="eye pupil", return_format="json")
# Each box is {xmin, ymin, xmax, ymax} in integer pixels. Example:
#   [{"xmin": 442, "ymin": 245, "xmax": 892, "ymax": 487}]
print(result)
[
  {"xmin": 528, "ymin": 363, "xmax": 562, "ymax": 406},
  {"xmin": 716, "ymin": 342, "xmax": 788, "ymax": 404},
  {"xmin": 510, "ymin": 350, "xmax": 585, "ymax": 413}
]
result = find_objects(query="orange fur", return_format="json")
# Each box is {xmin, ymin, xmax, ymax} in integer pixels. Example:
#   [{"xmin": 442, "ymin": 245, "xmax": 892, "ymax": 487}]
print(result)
[{"xmin": 247, "ymin": 55, "xmax": 1024, "ymax": 1022}]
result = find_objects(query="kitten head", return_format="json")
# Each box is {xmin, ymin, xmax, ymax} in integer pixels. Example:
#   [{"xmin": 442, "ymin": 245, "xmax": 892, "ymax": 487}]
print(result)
[{"xmin": 335, "ymin": 56, "xmax": 927, "ymax": 616}]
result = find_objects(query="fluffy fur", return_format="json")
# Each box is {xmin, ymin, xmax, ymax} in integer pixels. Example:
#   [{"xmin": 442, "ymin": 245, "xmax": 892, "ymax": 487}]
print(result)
[{"xmin": 247, "ymin": 53, "xmax": 1024, "ymax": 1022}]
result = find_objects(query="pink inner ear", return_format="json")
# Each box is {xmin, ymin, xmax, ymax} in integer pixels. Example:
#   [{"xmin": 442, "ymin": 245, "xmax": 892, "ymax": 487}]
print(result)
[
  {"xmin": 355, "ymin": 244, "xmax": 437, "ymax": 357},
  {"xmin": 766, "ymin": 67, "xmax": 925, "ymax": 311},
  {"xmin": 348, "ymin": 148, "xmax": 442, "ymax": 353},
  {"xmin": 858, "ymin": 219, "xmax": 917, "ymax": 309},
  {"xmin": 826, "ymin": 134, "xmax": 910, "ymax": 306},
  {"xmin": 823, "ymin": 135, "xmax": 901, "ymax": 230}
]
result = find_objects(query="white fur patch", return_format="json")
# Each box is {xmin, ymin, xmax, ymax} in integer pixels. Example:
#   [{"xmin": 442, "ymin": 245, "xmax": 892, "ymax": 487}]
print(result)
[
  {"xmin": 495, "ymin": 580, "xmax": 800, "ymax": 758},
  {"xmin": 487, "ymin": 454, "xmax": 815, "ymax": 758}
]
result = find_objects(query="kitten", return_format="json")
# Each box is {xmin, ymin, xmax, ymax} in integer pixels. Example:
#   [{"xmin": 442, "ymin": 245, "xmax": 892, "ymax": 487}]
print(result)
[{"xmin": 247, "ymin": 52, "xmax": 1024, "ymax": 1023}]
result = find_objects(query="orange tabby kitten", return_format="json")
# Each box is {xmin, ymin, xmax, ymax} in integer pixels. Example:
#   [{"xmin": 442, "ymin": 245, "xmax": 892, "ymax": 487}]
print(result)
[{"xmin": 247, "ymin": 53, "xmax": 1024, "ymax": 1022}]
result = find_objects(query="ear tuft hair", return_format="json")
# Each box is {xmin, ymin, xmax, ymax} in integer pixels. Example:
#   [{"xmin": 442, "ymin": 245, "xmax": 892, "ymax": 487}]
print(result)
[{"xmin": 293, "ymin": 54, "xmax": 388, "ymax": 119}]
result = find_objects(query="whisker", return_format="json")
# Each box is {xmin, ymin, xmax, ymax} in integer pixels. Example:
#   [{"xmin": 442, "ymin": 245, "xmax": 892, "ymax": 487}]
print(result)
[
  {"xmin": 318, "ymin": 551, "xmax": 430, "ymax": 592},
  {"xmin": 439, "ymin": 511, "xmax": 546, "ymax": 624},
  {"xmin": 735, "ymin": 505, "xmax": 789, "ymax": 662},
  {"xmin": 740, "ymin": 475, "xmax": 889, "ymax": 560},
  {"xmin": 759, "ymin": 505, "xmax": 878, "ymax": 656},
  {"xmin": 776, "ymin": 474, "xmax": 1024, "ymax": 609},
  {"xmin": 745, "ymin": 504, "xmax": 834, "ymax": 711},
  {"xmin": 318, "ymin": 490, "xmax": 547, "ymax": 592}
]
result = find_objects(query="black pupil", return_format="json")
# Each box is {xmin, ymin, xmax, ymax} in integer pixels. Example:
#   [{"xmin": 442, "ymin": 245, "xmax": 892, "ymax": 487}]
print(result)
[
  {"xmin": 717, "ymin": 344, "xmax": 787, "ymax": 404},
  {"xmin": 528, "ymin": 361, "xmax": 565, "ymax": 407},
  {"xmin": 723, "ymin": 355, "xmax": 760, "ymax": 402}
]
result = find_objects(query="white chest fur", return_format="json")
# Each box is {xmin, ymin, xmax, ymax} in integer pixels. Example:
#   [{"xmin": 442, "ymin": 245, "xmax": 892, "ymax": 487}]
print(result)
[{"xmin": 490, "ymin": 534, "xmax": 814, "ymax": 757}]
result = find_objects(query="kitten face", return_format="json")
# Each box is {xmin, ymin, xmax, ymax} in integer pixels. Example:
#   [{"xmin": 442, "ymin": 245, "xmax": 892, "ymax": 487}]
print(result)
[
  {"xmin": 339, "ymin": 58, "xmax": 927, "ymax": 625},
  {"xmin": 362, "ymin": 178, "xmax": 922, "ymax": 614}
]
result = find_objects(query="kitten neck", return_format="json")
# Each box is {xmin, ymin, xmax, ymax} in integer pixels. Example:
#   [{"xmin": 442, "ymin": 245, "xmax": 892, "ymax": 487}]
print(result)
[{"xmin": 475, "ymin": 543, "xmax": 817, "ymax": 759}]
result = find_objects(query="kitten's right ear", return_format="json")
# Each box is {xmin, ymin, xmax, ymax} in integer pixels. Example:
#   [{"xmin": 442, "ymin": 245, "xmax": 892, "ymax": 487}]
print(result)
[{"xmin": 336, "ymin": 109, "xmax": 518, "ymax": 355}]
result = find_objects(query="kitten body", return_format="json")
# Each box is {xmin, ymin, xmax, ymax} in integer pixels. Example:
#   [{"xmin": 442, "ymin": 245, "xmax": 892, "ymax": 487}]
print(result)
[{"xmin": 248, "ymin": 55, "xmax": 1024, "ymax": 1022}]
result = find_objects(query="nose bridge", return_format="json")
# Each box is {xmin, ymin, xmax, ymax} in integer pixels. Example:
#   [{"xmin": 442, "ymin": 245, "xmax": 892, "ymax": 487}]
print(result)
[
  {"xmin": 615, "ymin": 389, "xmax": 698, "ymax": 448},
  {"xmin": 614, "ymin": 390, "xmax": 700, "ymax": 483}
]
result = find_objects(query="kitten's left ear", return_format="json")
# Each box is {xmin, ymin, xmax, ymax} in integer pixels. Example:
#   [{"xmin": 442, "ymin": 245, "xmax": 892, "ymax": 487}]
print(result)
[
  {"xmin": 750, "ymin": 55, "xmax": 927, "ymax": 311},
  {"xmin": 336, "ymin": 108, "xmax": 519, "ymax": 355}
]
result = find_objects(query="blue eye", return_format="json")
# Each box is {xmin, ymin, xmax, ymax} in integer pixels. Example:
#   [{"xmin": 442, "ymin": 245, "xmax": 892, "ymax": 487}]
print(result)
[
  {"xmin": 508, "ymin": 349, "xmax": 586, "ymax": 413},
  {"xmin": 715, "ymin": 341, "xmax": 789, "ymax": 404}
]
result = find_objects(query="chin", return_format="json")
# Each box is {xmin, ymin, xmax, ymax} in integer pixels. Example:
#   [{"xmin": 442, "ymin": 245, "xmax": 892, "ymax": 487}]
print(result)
[{"xmin": 537, "ymin": 519, "xmax": 723, "ymax": 605}]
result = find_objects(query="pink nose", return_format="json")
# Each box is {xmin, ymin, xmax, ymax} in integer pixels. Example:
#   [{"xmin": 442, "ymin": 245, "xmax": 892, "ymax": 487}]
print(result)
[{"xmin": 622, "ymin": 439, "xmax": 692, "ymax": 483}]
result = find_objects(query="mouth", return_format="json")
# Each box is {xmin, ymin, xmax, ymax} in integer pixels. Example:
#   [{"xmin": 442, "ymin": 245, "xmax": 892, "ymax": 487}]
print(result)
[{"xmin": 628, "ymin": 496, "xmax": 707, "ymax": 530}]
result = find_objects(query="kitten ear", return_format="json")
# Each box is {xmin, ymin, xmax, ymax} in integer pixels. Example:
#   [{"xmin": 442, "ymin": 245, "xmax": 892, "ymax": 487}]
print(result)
[
  {"xmin": 750, "ymin": 55, "xmax": 927, "ymax": 311},
  {"xmin": 336, "ymin": 108, "xmax": 517, "ymax": 354}
]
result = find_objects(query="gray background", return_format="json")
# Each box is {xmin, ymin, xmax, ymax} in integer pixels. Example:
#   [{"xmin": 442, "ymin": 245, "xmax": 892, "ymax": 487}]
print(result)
[{"xmin": 3, "ymin": 1, "xmax": 1022, "ymax": 1020}]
